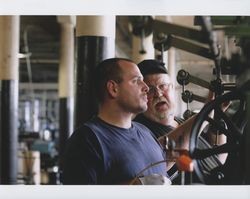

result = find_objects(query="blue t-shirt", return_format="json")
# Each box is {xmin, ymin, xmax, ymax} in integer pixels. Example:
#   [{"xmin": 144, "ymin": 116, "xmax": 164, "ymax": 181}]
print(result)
[{"xmin": 62, "ymin": 117, "xmax": 167, "ymax": 184}]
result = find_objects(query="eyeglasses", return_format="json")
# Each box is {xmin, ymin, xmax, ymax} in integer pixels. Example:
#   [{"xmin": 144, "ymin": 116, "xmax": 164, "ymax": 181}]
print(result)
[{"xmin": 147, "ymin": 83, "xmax": 172, "ymax": 96}]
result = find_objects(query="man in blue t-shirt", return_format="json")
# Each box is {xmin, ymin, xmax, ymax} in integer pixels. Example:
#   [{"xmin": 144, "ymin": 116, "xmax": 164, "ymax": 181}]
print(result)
[{"xmin": 62, "ymin": 58, "xmax": 169, "ymax": 185}]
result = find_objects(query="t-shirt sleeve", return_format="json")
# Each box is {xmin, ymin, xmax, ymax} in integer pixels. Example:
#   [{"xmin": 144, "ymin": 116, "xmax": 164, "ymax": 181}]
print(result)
[{"xmin": 62, "ymin": 126, "xmax": 104, "ymax": 184}]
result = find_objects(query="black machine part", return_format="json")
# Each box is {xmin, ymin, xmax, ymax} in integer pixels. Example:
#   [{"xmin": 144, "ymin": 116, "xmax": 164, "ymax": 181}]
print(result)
[{"xmin": 189, "ymin": 90, "xmax": 247, "ymax": 184}]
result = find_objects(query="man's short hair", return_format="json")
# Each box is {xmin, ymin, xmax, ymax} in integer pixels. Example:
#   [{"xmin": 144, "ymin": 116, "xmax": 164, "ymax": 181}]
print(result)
[
  {"xmin": 137, "ymin": 59, "xmax": 168, "ymax": 76},
  {"xmin": 94, "ymin": 58, "xmax": 134, "ymax": 103}
]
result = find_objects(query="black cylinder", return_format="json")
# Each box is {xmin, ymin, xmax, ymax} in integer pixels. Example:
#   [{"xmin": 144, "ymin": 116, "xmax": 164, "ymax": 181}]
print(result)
[
  {"xmin": 74, "ymin": 36, "xmax": 112, "ymax": 128},
  {"xmin": 0, "ymin": 80, "xmax": 18, "ymax": 184},
  {"xmin": 59, "ymin": 97, "xmax": 71, "ymax": 169}
]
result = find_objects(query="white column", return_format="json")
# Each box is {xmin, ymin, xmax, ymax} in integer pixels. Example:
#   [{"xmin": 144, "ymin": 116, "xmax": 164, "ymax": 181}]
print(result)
[
  {"xmin": 154, "ymin": 16, "xmax": 185, "ymax": 117},
  {"xmin": 74, "ymin": 16, "xmax": 116, "ymax": 127},
  {"xmin": 57, "ymin": 16, "xmax": 75, "ymax": 99},
  {"xmin": 57, "ymin": 16, "xmax": 75, "ymax": 172},
  {"xmin": 0, "ymin": 16, "xmax": 19, "ymax": 80},
  {"xmin": 57, "ymin": 16, "xmax": 75, "ymax": 134},
  {"xmin": 76, "ymin": 16, "xmax": 115, "ymax": 58},
  {"xmin": 0, "ymin": 15, "xmax": 20, "ymax": 184}
]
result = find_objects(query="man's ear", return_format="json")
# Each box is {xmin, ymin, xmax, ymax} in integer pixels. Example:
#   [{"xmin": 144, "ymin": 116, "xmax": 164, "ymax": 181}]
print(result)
[{"xmin": 107, "ymin": 80, "xmax": 118, "ymax": 98}]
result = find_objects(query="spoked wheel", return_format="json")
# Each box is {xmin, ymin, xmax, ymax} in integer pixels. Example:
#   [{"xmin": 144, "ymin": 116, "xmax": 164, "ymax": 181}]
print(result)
[{"xmin": 189, "ymin": 90, "xmax": 247, "ymax": 184}]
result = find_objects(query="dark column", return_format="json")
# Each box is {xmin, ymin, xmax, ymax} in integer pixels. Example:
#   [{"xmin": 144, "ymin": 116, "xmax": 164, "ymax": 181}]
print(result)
[
  {"xmin": 74, "ymin": 16, "xmax": 115, "ymax": 128},
  {"xmin": 0, "ymin": 16, "xmax": 20, "ymax": 184},
  {"xmin": 245, "ymin": 91, "xmax": 250, "ymax": 184},
  {"xmin": 57, "ymin": 17, "xmax": 75, "ymax": 172}
]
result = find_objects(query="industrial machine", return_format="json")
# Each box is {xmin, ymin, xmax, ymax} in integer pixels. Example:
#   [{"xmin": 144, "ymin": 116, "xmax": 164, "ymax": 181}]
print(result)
[
  {"xmin": 130, "ymin": 16, "xmax": 250, "ymax": 185},
  {"xmin": 155, "ymin": 16, "xmax": 250, "ymax": 185}
]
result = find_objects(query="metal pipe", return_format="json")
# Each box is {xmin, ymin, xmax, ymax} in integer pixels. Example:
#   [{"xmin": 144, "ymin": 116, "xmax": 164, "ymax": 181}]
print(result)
[
  {"xmin": 177, "ymin": 69, "xmax": 210, "ymax": 89},
  {"xmin": 200, "ymin": 16, "xmax": 221, "ymax": 79},
  {"xmin": 170, "ymin": 35, "xmax": 213, "ymax": 60},
  {"xmin": 153, "ymin": 19, "xmax": 208, "ymax": 44},
  {"xmin": 182, "ymin": 90, "xmax": 206, "ymax": 103},
  {"xmin": 223, "ymin": 83, "xmax": 236, "ymax": 91}
]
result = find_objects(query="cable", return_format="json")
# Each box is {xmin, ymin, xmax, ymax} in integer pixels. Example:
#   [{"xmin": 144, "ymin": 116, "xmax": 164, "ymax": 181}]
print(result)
[{"xmin": 23, "ymin": 26, "xmax": 36, "ymax": 124}]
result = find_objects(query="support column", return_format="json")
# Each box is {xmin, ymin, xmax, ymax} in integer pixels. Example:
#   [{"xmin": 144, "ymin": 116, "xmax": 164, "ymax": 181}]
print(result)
[
  {"xmin": 154, "ymin": 16, "xmax": 176, "ymax": 84},
  {"xmin": 0, "ymin": 16, "xmax": 20, "ymax": 184},
  {"xmin": 155, "ymin": 16, "xmax": 184, "ymax": 117},
  {"xmin": 74, "ymin": 16, "xmax": 115, "ymax": 128},
  {"xmin": 168, "ymin": 44, "xmax": 183, "ymax": 117},
  {"xmin": 57, "ymin": 16, "xmax": 75, "ymax": 172},
  {"xmin": 165, "ymin": 16, "xmax": 176, "ymax": 86},
  {"xmin": 245, "ymin": 91, "xmax": 250, "ymax": 184}
]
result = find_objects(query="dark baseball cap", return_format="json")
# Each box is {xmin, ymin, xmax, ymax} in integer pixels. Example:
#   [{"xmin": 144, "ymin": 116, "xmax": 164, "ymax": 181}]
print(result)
[{"xmin": 137, "ymin": 59, "xmax": 168, "ymax": 76}]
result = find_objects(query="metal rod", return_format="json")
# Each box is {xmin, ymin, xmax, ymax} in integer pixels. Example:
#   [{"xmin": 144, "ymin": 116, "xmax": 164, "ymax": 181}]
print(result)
[
  {"xmin": 177, "ymin": 69, "xmax": 210, "ymax": 89},
  {"xmin": 182, "ymin": 90, "xmax": 207, "ymax": 103},
  {"xmin": 200, "ymin": 16, "xmax": 221, "ymax": 79},
  {"xmin": 153, "ymin": 20, "xmax": 208, "ymax": 44},
  {"xmin": 170, "ymin": 36, "xmax": 213, "ymax": 60},
  {"xmin": 223, "ymin": 83, "xmax": 236, "ymax": 91}
]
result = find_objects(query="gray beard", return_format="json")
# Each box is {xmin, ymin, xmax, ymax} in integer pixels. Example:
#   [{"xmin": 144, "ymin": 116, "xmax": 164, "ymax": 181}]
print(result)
[{"xmin": 155, "ymin": 111, "xmax": 174, "ymax": 120}]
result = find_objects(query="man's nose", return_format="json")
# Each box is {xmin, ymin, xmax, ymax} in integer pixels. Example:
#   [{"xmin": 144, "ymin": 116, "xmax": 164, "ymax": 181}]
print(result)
[
  {"xmin": 154, "ymin": 87, "xmax": 163, "ymax": 97},
  {"xmin": 143, "ymin": 81, "xmax": 149, "ymax": 93}
]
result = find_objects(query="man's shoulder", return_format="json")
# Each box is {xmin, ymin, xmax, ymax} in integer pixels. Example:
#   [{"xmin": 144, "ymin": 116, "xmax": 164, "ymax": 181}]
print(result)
[
  {"xmin": 132, "ymin": 120, "xmax": 150, "ymax": 130},
  {"xmin": 67, "ymin": 117, "xmax": 101, "ymax": 141},
  {"xmin": 132, "ymin": 120, "xmax": 156, "ymax": 138},
  {"xmin": 68, "ymin": 124, "xmax": 93, "ymax": 142}
]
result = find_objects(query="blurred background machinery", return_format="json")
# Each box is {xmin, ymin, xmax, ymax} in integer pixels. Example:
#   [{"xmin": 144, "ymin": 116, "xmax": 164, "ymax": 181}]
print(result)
[{"xmin": 0, "ymin": 15, "xmax": 249, "ymax": 185}]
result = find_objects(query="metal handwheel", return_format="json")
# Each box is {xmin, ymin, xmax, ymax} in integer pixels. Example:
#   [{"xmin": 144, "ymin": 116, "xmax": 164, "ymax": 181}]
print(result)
[{"xmin": 189, "ymin": 90, "xmax": 247, "ymax": 184}]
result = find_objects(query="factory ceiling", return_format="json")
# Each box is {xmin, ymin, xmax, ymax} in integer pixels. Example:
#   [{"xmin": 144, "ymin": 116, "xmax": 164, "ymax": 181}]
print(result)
[
  {"xmin": 19, "ymin": 16, "xmax": 133, "ymax": 83},
  {"xmin": 18, "ymin": 16, "xmax": 250, "ymax": 84},
  {"xmin": 19, "ymin": 16, "xmax": 60, "ymax": 83}
]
